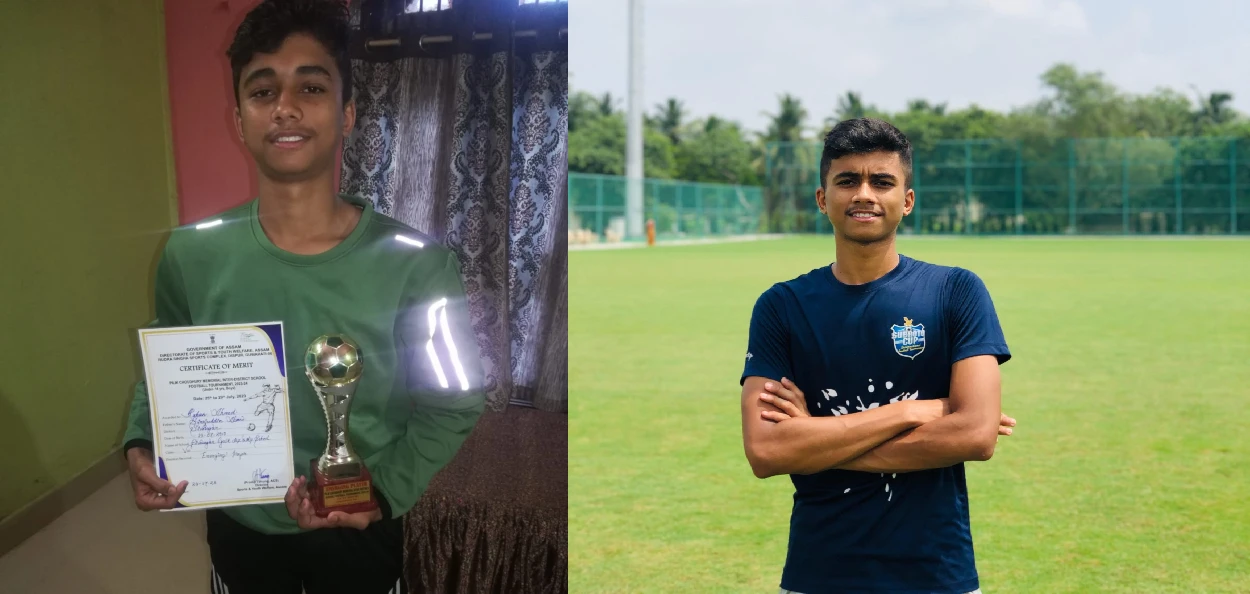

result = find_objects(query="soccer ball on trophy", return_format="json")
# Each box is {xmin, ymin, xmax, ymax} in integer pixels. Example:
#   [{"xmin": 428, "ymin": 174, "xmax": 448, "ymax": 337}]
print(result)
[{"xmin": 305, "ymin": 335, "xmax": 363, "ymax": 386}]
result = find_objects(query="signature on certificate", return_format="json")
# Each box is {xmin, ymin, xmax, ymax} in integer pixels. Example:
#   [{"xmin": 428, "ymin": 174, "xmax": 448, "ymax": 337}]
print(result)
[{"xmin": 251, "ymin": 468, "xmax": 272, "ymax": 482}]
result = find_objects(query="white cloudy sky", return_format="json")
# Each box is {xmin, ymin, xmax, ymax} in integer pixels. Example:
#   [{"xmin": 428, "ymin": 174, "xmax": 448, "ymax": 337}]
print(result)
[{"xmin": 570, "ymin": 0, "xmax": 1250, "ymax": 135}]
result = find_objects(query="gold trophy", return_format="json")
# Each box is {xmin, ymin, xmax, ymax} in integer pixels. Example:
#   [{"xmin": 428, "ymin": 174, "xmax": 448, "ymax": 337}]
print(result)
[{"xmin": 304, "ymin": 334, "xmax": 377, "ymax": 517}]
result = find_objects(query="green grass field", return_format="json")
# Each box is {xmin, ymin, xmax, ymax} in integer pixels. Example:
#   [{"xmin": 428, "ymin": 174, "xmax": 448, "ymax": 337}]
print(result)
[{"xmin": 570, "ymin": 236, "xmax": 1250, "ymax": 593}]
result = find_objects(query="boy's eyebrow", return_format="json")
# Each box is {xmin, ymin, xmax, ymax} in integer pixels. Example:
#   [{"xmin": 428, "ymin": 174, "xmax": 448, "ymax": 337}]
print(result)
[
  {"xmin": 832, "ymin": 171, "xmax": 899, "ymax": 181},
  {"xmin": 241, "ymin": 65, "xmax": 332, "ymax": 88},
  {"xmin": 295, "ymin": 65, "xmax": 333, "ymax": 78},
  {"xmin": 241, "ymin": 67, "xmax": 276, "ymax": 89}
]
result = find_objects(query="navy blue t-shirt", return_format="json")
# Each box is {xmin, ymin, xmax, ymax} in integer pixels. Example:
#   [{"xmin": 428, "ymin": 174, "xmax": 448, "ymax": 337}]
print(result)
[{"xmin": 741, "ymin": 254, "xmax": 1010, "ymax": 594}]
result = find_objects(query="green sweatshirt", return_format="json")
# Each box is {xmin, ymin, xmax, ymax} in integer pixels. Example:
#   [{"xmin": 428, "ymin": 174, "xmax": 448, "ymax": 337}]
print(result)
[{"xmin": 124, "ymin": 194, "xmax": 485, "ymax": 534}]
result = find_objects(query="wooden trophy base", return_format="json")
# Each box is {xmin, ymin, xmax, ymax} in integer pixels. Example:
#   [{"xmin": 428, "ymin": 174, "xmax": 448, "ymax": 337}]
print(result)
[{"xmin": 308, "ymin": 459, "xmax": 378, "ymax": 518}]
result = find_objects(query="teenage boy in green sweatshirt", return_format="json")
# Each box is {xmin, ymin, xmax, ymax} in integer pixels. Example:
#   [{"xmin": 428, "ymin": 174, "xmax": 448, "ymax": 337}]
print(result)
[{"xmin": 121, "ymin": 2, "xmax": 485, "ymax": 592}]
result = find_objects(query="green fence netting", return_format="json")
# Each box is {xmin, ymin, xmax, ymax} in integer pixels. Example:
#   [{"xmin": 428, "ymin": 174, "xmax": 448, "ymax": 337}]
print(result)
[
  {"xmin": 568, "ymin": 173, "xmax": 765, "ymax": 241},
  {"xmin": 765, "ymin": 137, "xmax": 1250, "ymax": 235}
]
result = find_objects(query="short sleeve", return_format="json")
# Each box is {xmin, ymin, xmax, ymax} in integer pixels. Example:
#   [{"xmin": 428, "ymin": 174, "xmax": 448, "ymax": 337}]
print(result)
[
  {"xmin": 946, "ymin": 268, "xmax": 1011, "ymax": 365},
  {"xmin": 740, "ymin": 287, "xmax": 794, "ymax": 385}
]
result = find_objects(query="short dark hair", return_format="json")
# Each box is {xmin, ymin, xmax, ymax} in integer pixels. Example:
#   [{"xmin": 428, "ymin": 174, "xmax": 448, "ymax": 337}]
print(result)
[
  {"xmin": 819, "ymin": 118, "xmax": 913, "ymax": 189},
  {"xmin": 226, "ymin": 0, "xmax": 353, "ymax": 106}
]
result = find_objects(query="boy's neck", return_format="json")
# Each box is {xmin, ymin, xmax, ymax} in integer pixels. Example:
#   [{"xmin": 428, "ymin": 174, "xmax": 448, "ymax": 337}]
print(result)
[
  {"xmin": 255, "ymin": 175, "xmax": 361, "ymax": 255},
  {"xmin": 831, "ymin": 234, "xmax": 900, "ymax": 286}
]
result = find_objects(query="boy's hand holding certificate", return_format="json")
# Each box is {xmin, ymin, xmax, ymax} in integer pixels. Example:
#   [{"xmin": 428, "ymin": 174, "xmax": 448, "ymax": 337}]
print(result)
[{"xmin": 137, "ymin": 322, "xmax": 295, "ymax": 510}]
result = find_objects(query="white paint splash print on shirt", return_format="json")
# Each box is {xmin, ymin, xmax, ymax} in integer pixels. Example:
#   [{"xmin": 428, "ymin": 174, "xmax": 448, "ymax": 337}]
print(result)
[
  {"xmin": 817, "ymin": 379, "xmax": 917, "ymax": 502},
  {"xmin": 822, "ymin": 389, "xmax": 849, "ymax": 416},
  {"xmin": 888, "ymin": 390, "xmax": 921, "ymax": 403}
]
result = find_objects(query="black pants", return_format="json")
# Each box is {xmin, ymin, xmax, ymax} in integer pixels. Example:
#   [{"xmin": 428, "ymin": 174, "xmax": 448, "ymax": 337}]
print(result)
[{"xmin": 207, "ymin": 509, "xmax": 406, "ymax": 594}]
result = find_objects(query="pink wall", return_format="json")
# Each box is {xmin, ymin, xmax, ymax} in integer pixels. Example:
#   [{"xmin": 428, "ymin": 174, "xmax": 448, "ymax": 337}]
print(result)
[
  {"xmin": 165, "ymin": 0, "xmax": 261, "ymax": 224},
  {"xmin": 164, "ymin": 0, "xmax": 345, "ymax": 225}
]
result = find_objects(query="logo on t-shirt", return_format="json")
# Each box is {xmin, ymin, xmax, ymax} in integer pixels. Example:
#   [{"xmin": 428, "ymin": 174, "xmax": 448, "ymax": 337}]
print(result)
[{"xmin": 890, "ymin": 317, "xmax": 926, "ymax": 359}]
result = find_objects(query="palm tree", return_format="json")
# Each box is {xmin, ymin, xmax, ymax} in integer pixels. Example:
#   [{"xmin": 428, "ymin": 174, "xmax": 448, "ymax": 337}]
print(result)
[
  {"xmin": 652, "ymin": 98, "xmax": 686, "ymax": 145},
  {"xmin": 597, "ymin": 92, "xmax": 617, "ymax": 117},
  {"xmin": 761, "ymin": 94, "xmax": 807, "ymax": 142},
  {"xmin": 837, "ymin": 91, "xmax": 868, "ymax": 120},
  {"xmin": 704, "ymin": 115, "xmax": 723, "ymax": 134},
  {"xmin": 906, "ymin": 99, "xmax": 947, "ymax": 115},
  {"xmin": 1199, "ymin": 91, "xmax": 1235, "ymax": 126},
  {"xmin": 825, "ymin": 91, "xmax": 884, "ymax": 130},
  {"xmin": 759, "ymin": 94, "xmax": 810, "ymax": 232}
]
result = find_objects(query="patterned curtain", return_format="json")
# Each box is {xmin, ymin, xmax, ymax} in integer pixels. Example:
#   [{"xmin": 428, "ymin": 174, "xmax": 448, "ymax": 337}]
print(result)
[
  {"xmin": 341, "ymin": 49, "xmax": 568, "ymax": 415},
  {"xmin": 508, "ymin": 51, "xmax": 568, "ymax": 412}
]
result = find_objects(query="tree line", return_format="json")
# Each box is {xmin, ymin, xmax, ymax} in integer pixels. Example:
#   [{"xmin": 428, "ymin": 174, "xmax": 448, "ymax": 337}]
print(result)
[{"xmin": 569, "ymin": 63, "xmax": 1250, "ymax": 188}]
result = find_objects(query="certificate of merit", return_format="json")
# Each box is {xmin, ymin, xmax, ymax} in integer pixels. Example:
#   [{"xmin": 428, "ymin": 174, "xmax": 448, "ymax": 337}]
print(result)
[{"xmin": 137, "ymin": 322, "xmax": 295, "ymax": 510}]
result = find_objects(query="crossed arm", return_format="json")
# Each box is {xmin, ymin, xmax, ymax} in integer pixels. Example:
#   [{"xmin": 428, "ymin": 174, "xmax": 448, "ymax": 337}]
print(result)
[{"xmin": 740, "ymin": 355, "xmax": 1011, "ymax": 478}]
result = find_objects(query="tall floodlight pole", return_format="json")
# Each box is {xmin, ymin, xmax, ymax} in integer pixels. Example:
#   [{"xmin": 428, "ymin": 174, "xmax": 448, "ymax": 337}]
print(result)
[{"xmin": 625, "ymin": 0, "xmax": 644, "ymax": 240}]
